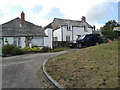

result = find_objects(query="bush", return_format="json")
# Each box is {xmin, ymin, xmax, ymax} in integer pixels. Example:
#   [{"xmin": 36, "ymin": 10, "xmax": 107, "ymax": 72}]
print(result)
[
  {"xmin": 2, "ymin": 44, "xmax": 14, "ymax": 56},
  {"xmin": 53, "ymin": 47, "xmax": 69, "ymax": 52},
  {"xmin": 40, "ymin": 46, "xmax": 51, "ymax": 52},
  {"xmin": 22, "ymin": 47, "xmax": 31, "ymax": 53},
  {"xmin": 2, "ymin": 44, "xmax": 23, "ymax": 56},
  {"xmin": 11, "ymin": 47, "xmax": 24, "ymax": 55},
  {"xmin": 31, "ymin": 47, "xmax": 40, "ymax": 52}
]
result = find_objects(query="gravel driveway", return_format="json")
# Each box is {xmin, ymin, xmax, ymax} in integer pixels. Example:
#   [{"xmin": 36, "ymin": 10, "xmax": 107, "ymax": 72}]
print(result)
[{"xmin": 2, "ymin": 51, "xmax": 69, "ymax": 88}]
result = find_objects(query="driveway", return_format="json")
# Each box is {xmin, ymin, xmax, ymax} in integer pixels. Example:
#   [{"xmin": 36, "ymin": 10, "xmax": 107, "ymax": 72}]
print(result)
[{"xmin": 2, "ymin": 50, "xmax": 69, "ymax": 88}]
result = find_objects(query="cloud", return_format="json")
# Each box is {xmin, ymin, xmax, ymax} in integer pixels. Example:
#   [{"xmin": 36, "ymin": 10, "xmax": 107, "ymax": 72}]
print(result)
[
  {"xmin": 43, "ymin": 8, "xmax": 64, "ymax": 19},
  {"xmin": 86, "ymin": 2, "xmax": 111, "ymax": 23},
  {"xmin": 0, "ymin": 0, "xmax": 118, "ymax": 29}
]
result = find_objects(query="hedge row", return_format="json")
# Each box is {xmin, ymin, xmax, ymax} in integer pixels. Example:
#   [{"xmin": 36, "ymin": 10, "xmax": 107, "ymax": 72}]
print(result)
[{"xmin": 2, "ymin": 44, "xmax": 51, "ymax": 57}]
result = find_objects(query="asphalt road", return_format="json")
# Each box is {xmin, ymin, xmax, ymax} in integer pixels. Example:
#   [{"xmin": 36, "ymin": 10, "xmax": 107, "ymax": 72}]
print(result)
[{"xmin": 2, "ymin": 50, "xmax": 69, "ymax": 88}]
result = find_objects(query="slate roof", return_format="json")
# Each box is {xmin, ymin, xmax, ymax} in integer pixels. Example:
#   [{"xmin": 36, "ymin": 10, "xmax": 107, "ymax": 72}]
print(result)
[
  {"xmin": 1, "ymin": 17, "xmax": 46, "ymax": 37},
  {"xmin": 44, "ymin": 18, "xmax": 93, "ymax": 30}
]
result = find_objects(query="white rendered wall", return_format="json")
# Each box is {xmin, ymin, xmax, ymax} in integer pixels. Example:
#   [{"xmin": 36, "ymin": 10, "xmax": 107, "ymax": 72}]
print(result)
[
  {"xmin": 4, "ymin": 37, "xmax": 13, "ymax": 45},
  {"xmin": 73, "ymin": 27, "xmax": 85, "ymax": 40},
  {"xmin": 53, "ymin": 28, "xmax": 61, "ymax": 41},
  {"xmin": 44, "ymin": 28, "xmax": 53, "ymax": 49},
  {"xmin": 21, "ymin": 37, "xmax": 26, "ymax": 48},
  {"xmin": 62, "ymin": 26, "xmax": 72, "ymax": 41},
  {"xmin": 73, "ymin": 27, "xmax": 92, "ymax": 40}
]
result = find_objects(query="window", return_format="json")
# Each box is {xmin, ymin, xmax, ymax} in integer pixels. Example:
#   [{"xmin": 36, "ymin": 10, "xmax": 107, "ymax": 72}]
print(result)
[
  {"xmin": 65, "ymin": 22, "xmax": 72, "ymax": 31},
  {"xmin": 13, "ymin": 37, "xmax": 21, "ymax": 46},
  {"xmin": 84, "ymin": 25, "xmax": 88, "ymax": 32},
  {"xmin": 53, "ymin": 37, "xmax": 58, "ymax": 41},
  {"xmin": 66, "ymin": 36, "xmax": 70, "ymax": 41},
  {"xmin": 67, "ymin": 24, "xmax": 71, "ymax": 31}
]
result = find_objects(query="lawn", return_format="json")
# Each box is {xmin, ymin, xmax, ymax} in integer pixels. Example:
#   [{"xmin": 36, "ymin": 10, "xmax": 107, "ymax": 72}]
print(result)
[{"xmin": 45, "ymin": 41, "xmax": 119, "ymax": 88}]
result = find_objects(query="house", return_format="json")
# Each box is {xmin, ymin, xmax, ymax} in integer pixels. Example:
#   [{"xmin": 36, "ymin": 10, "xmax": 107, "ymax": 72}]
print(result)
[
  {"xmin": 0, "ymin": 12, "xmax": 47, "ymax": 50},
  {"xmin": 113, "ymin": 26, "xmax": 120, "ymax": 36},
  {"xmin": 44, "ymin": 16, "xmax": 94, "ymax": 49}
]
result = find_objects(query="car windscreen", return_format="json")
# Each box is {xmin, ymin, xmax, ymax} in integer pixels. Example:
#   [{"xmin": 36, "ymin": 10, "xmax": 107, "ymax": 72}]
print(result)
[{"xmin": 77, "ymin": 35, "xmax": 85, "ymax": 40}]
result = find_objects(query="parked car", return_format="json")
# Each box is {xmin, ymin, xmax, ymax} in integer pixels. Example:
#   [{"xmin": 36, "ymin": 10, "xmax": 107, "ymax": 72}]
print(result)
[{"xmin": 68, "ymin": 34, "xmax": 103, "ymax": 48}]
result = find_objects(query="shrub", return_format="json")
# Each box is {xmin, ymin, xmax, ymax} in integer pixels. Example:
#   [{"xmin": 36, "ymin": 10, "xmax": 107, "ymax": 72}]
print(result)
[
  {"xmin": 11, "ymin": 47, "xmax": 24, "ymax": 55},
  {"xmin": 2, "ymin": 44, "xmax": 14, "ymax": 56},
  {"xmin": 22, "ymin": 47, "xmax": 31, "ymax": 53},
  {"xmin": 2, "ymin": 44, "xmax": 23, "ymax": 56},
  {"xmin": 40, "ymin": 46, "xmax": 51, "ymax": 52},
  {"xmin": 31, "ymin": 47, "xmax": 40, "ymax": 52}
]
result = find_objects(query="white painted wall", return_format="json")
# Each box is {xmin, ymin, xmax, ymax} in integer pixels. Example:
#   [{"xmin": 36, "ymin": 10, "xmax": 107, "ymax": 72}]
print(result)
[
  {"xmin": 4, "ymin": 37, "xmax": 14, "ymax": 45},
  {"xmin": 53, "ymin": 28, "xmax": 61, "ymax": 41},
  {"xmin": 73, "ymin": 27, "xmax": 85, "ymax": 40},
  {"xmin": 44, "ymin": 28, "xmax": 53, "ymax": 49},
  {"xmin": 85, "ymin": 28, "xmax": 93, "ymax": 35},
  {"xmin": 51, "ymin": 26, "xmax": 93, "ymax": 41},
  {"xmin": 62, "ymin": 26, "xmax": 72, "ymax": 41},
  {"xmin": 21, "ymin": 37, "xmax": 26, "ymax": 48}
]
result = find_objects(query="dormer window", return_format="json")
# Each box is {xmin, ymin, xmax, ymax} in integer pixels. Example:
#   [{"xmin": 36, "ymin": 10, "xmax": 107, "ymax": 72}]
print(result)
[{"xmin": 65, "ymin": 22, "xmax": 72, "ymax": 31}]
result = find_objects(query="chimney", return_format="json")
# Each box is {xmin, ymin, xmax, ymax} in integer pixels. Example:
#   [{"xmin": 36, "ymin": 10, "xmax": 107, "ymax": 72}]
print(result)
[
  {"xmin": 81, "ymin": 16, "xmax": 86, "ymax": 22},
  {"xmin": 21, "ymin": 12, "xmax": 25, "ymax": 24}
]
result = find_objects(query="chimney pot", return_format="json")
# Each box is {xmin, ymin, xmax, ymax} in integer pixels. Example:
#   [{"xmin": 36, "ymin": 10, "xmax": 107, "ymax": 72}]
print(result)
[{"xmin": 81, "ymin": 16, "xmax": 86, "ymax": 22}]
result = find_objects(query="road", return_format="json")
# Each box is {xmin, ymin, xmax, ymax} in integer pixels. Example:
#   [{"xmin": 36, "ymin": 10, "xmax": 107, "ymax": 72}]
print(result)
[{"xmin": 2, "ymin": 51, "xmax": 69, "ymax": 88}]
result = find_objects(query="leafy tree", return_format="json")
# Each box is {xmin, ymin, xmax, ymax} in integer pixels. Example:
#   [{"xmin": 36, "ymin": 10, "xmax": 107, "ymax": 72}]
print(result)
[{"xmin": 101, "ymin": 20, "xmax": 119, "ymax": 40}]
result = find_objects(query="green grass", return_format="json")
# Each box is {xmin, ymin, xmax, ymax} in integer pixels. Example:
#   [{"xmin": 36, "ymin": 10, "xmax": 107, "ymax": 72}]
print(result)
[
  {"xmin": 46, "ymin": 41, "xmax": 119, "ymax": 88},
  {"xmin": 53, "ymin": 47, "xmax": 69, "ymax": 52}
]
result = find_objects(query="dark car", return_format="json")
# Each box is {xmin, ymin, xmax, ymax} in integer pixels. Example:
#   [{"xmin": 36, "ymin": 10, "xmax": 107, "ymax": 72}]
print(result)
[{"xmin": 68, "ymin": 34, "xmax": 102, "ymax": 48}]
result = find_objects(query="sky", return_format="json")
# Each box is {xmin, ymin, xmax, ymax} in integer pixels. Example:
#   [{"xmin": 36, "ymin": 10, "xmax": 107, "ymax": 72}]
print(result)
[{"xmin": 0, "ymin": 0, "xmax": 119, "ymax": 29}]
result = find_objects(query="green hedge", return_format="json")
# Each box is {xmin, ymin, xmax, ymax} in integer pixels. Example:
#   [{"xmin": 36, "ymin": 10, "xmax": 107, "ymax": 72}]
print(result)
[
  {"xmin": 31, "ymin": 47, "xmax": 40, "ymax": 52},
  {"xmin": 22, "ymin": 47, "xmax": 31, "ymax": 53},
  {"xmin": 2, "ymin": 44, "xmax": 23, "ymax": 56}
]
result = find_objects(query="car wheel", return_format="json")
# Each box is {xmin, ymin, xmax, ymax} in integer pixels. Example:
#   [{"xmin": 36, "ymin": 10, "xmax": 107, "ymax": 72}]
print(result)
[{"xmin": 77, "ymin": 43, "xmax": 82, "ymax": 48}]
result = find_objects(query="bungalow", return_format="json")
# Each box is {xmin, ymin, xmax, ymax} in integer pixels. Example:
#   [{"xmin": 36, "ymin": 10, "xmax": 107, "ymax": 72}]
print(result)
[
  {"xmin": 44, "ymin": 16, "xmax": 95, "ymax": 49},
  {"xmin": 0, "ymin": 12, "xmax": 47, "ymax": 50}
]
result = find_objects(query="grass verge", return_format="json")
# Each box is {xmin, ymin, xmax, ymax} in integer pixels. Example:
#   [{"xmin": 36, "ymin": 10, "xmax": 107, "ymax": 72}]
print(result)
[{"xmin": 46, "ymin": 41, "xmax": 119, "ymax": 88}]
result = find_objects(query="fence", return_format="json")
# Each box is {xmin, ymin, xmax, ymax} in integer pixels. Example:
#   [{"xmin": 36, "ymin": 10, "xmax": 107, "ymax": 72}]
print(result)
[{"xmin": 53, "ymin": 41, "xmax": 69, "ymax": 49}]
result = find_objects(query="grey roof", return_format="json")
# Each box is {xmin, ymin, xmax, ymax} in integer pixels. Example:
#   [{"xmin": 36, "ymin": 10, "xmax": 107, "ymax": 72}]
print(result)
[
  {"xmin": 1, "ymin": 17, "xmax": 47, "ymax": 37},
  {"xmin": 44, "ymin": 18, "xmax": 93, "ymax": 30}
]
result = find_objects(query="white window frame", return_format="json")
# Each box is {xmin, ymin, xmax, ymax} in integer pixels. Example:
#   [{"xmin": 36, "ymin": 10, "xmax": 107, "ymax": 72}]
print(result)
[{"xmin": 66, "ymin": 36, "xmax": 70, "ymax": 41}]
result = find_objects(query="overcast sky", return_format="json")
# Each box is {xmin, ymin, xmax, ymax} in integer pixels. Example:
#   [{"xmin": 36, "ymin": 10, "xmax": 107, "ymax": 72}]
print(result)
[{"xmin": 0, "ymin": 0, "xmax": 119, "ymax": 29}]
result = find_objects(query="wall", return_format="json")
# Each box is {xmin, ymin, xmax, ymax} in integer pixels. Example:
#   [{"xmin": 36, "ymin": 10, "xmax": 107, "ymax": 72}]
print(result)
[
  {"xmin": 3, "ymin": 37, "xmax": 14, "ymax": 45},
  {"xmin": 53, "ymin": 28, "xmax": 61, "ymax": 41},
  {"xmin": 73, "ymin": 26, "xmax": 92, "ymax": 40},
  {"xmin": 73, "ymin": 27, "xmax": 85, "ymax": 40},
  {"xmin": 21, "ymin": 37, "xmax": 26, "ymax": 48},
  {"xmin": 3, "ymin": 37, "xmax": 26, "ymax": 48},
  {"xmin": 44, "ymin": 28, "xmax": 53, "ymax": 49},
  {"xmin": 0, "ymin": 38, "xmax": 2, "ymax": 55},
  {"xmin": 62, "ymin": 26, "xmax": 72, "ymax": 41}
]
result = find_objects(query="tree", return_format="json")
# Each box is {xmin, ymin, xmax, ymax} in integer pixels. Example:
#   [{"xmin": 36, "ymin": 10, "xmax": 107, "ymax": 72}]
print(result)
[{"xmin": 101, "ymin": 20, "xmax": 119, "ymax": 40}]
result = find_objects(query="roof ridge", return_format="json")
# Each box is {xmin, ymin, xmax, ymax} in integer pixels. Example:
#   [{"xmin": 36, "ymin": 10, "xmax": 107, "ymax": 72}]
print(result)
[{"xmin": 54, "ymin": 17, "xmax": 82, "ymax": 22}]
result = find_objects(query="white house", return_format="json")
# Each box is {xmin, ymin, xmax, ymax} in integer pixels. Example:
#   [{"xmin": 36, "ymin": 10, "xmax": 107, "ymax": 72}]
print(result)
[
  {"xmin": 0, "ymin": 12, "xmax": 47, "ymax": 51},
  {"xmin": 44, "ymin": 16, "xmax": 94, "ymax": 49}
]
